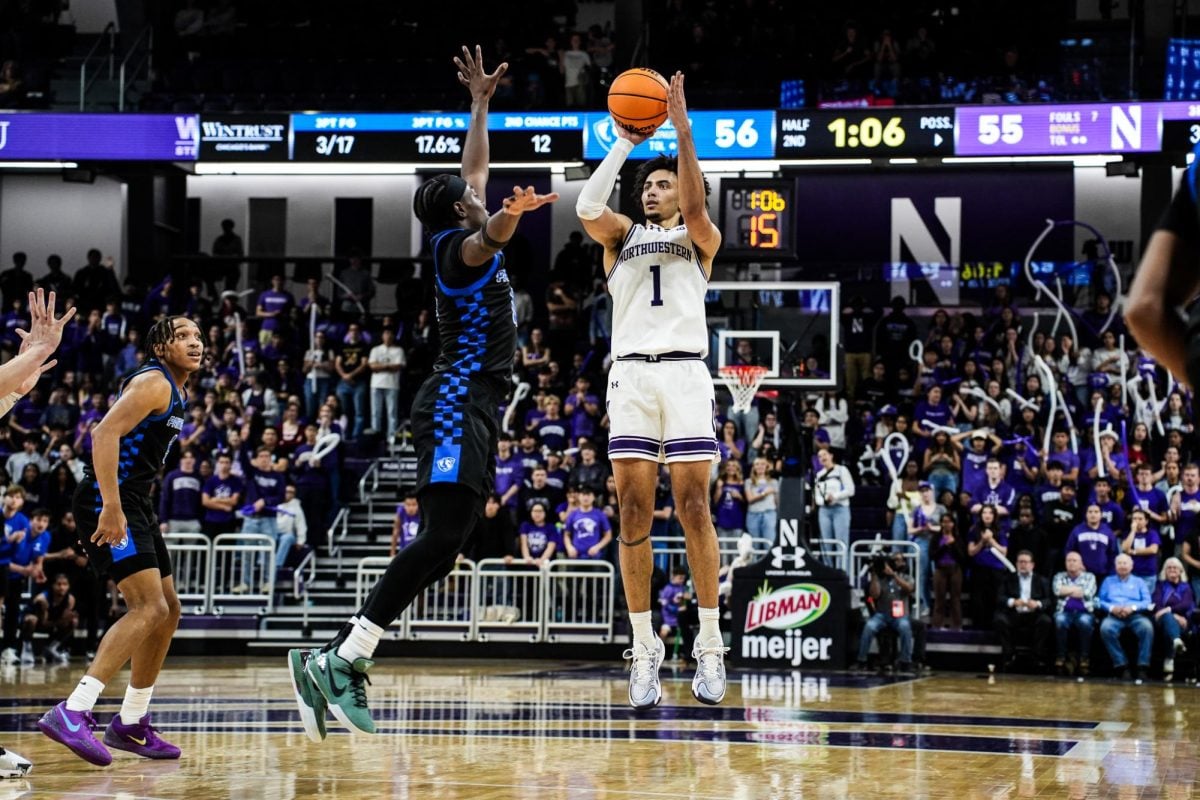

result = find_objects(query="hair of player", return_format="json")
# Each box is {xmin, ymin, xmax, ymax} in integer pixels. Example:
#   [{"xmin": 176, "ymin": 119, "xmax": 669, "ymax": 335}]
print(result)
[
  {"xmin": 630, "ymin": 155, "xmax": 711, "ymax": 206},
  {"xmin": 143, "ymin": 315, "xmax": 191, "ymax": 365},
  {"xmin": 413, "ymin": 174, "xmax": 466, "ymax": 231}
]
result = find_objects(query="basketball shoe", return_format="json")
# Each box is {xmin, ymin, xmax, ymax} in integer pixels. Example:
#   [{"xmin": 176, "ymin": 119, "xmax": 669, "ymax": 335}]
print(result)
[
  {"xmin": 103, "ymin": 714, "xmax": 181, "ymax": 759},
  {"xmin": 304, "ymin": 649, "xmax": 375, "ymax": 734},
  {"xmin": 691, "ymin": 637, "xmax": 729, "ymax": 705},
  {"xmin": 624, "ymin": 637, "xmax": 665, "ymax": 710},
  {"xmin": 0, "ymin": 746, "xmax": 32, "ymax": 778},
  {"xmin": 36, "ymin": 702, "xmax": 112, "ymax": 766},
  {"xmin": 287, "ymin": 648, "xmax": 328, "ymax": 742}
]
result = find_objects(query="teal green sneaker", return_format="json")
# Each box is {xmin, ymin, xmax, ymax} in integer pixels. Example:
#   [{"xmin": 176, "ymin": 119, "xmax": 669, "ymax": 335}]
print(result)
[
  {"xmin": 287, "ymin": 648, "xmax": 328, "ymax": 742},
  {"xmin": 304, "ymin": 650, "xmax": 376, "ymax": 734}
]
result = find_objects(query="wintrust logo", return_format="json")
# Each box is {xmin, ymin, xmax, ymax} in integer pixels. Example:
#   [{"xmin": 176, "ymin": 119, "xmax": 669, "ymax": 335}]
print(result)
[{"xmin": 744, "ymin": 583, "xmax": 830, "ymax": 632}]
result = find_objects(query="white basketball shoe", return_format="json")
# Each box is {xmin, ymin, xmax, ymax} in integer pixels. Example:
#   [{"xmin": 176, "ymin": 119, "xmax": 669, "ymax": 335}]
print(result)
[
  {"xmin": 624, "ymin": 637, "xmax": 665, "ymax": 710},
  {"xmin": 691, "ymin": 637, "xmax": 730, "ymax": 705},
  {"xmin": 0, "ymin": 746, "xmax": 31, "ymax": 778}
]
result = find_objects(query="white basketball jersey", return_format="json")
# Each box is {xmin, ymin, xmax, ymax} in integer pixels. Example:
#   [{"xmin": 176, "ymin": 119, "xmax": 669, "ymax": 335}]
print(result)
[{"xmin": 609, "ymin": 223, "xmax": 709, "ymax": 357}]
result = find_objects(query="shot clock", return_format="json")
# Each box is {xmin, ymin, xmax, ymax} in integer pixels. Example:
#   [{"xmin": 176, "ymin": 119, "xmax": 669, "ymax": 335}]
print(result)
[
  {"xmin": 776, "ymin": 109, "xmax": 953, "ymax": 157},
  {"xmin": 718, "ymin": 179, "xmax": 796, "ymax": 260}
]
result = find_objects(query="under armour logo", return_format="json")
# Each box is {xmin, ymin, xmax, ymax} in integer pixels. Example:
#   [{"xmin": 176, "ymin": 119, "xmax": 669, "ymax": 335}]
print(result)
[
  {"xmin": 611, "ymin": 381, "xmax": 619, "ymax": 389},
  {"xmin": 771, "ymin": 547, "xmax": 806, "ymax": 570}
]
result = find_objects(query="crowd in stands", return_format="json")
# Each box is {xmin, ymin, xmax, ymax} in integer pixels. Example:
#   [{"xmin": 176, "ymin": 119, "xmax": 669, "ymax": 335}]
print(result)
[
  {"xmin": 831, "ymin": 287, "xmax": 1198, "ymax": 681},
  {"xmin": 0, "ymin": 218, "xmax": 1197, "ymax": 679},
  {"xmin": 0, "ymin": 0, "xmax": 1111, "ymax": 112}
]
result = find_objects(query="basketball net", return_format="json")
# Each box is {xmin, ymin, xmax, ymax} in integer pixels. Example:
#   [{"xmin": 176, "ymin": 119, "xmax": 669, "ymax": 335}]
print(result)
[{"xmin": 718, "ymin": 365, "xmax": 769, "ymax": 414}]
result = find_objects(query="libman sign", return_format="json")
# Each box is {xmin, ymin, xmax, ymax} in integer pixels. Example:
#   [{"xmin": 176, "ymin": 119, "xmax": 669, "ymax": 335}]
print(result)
[
  {"xmin": 745, "ymin": 583, "xmax": 831, "ymax": 632},
  {"xmin": 739, "ymin": 582, "xmax": 836, "ymax": 667},
  {"xmin": 729, "ymin": 478, "xmax": 850, "ymax": 669}
]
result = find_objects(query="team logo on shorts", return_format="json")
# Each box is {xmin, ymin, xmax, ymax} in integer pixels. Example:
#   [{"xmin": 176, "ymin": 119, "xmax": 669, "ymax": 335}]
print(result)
[{"xmin": 437, "ymin": 456, "xmax": 457, "ymax": 473}]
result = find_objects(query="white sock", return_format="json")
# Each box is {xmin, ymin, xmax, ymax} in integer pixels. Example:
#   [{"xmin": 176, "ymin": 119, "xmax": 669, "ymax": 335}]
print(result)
[
  {"xmin": 66, "ymin": 676, "xmax": 105, "ymax": 712},
  {"xmin": 698, "ymin": 607, "xmax": 722, "ymax": 645},
  {"xmin": 337, "ymin": 616, "xmax": 385, "ymax": 663},
  {"xmin": 629, "ymin": 610, "xmax": 654, "ymax": 650},
  {"xmin": 120, "ymin": 685, "xmax": 154, "ymax": 725}
]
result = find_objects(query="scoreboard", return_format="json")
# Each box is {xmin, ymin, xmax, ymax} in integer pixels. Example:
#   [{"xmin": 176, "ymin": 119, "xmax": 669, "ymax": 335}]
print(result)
[{"xmin": 9, "ymin": 101, "xmax": 1200, "ymax": 163}]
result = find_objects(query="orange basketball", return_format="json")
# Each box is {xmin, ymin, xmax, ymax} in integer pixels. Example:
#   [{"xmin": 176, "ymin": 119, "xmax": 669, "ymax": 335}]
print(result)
[{"xmin": 607, "ymin": 68, "xmax": 669, "ymax": 135}]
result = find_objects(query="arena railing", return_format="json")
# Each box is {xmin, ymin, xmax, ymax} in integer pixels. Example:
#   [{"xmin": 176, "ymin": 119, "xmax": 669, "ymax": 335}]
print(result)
[
  {"xmin": 163, "ymin": 532, "xmax": 213, "ymax": 614},
  {"xmin": 353, "ymin": 557, "xmax": 618, "ymax": 645},
  {"xmin": 652, "ymin": 535, "xmax": 773, "ymax": 576},
  {"xmin": 475, "ymin": 559, "xmax": 545, "ymax": 644},
  {"xmin": 810, "ymin": 538, "xmax": 849, "ymax": 574},
  {"xmin": 209, "ymin": 533, "xmax": 276, "ymax": 615}
]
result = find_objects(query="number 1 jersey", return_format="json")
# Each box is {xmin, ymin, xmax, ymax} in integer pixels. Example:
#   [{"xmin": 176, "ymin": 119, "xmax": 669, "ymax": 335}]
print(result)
[{"xmin": 608, "ymin": 222, "xmax": 709, "ymax": 358}]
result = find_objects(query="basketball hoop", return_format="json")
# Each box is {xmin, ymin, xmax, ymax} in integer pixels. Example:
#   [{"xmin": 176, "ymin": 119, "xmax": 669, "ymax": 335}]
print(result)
[{"xmin": 719, "ymin": 365, "xmax": 769, "ymax": 414}]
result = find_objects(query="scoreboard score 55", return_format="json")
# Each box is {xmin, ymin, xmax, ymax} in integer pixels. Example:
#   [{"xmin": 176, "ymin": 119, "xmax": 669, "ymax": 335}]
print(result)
[{"xmin": 718, "ymin": 179, "xmax": 796, "ymax": 260}]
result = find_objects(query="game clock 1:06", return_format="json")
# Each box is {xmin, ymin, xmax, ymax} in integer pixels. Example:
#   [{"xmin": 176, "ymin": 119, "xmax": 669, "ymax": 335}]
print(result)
[
  {"xmin": 827, "ymin": 116, "xmax": 906, "ymax": 149},
  {"xmin": 719, "ymin": 180, "xmax": 796, "ymax": 259}
]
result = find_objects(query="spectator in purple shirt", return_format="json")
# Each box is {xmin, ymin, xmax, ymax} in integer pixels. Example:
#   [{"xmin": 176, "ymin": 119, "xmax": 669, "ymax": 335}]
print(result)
[
  {"xmin": 158, "ymin": 449, "xmax": 203, "ymax": 533},
  {"xmin": 913, "ymin": 385, "xmax": 953, "ymax": 455},
  {"xmin": 1120, "ymin": 509, "xmax": 1160, "ymax": 594},
  {"xmin": 202, "ymin": 452, "xmax": 244, "ymax": 539},
  {"xmin": 1064, "ymin": 504, "xmax": 1119, "ymax": 581},
  {"xmin": 390, "ymin": 494, "xmax": 421, "ymax": 558},
  {"xmin": 712, "ymin": 460, "xmax": 747, "ymax": 537},
  {"xmin": 1153, "ymin": 558, "xmax": 1194, "ymax": 679},
  {"xmin": 970, "ymin": 457, "xmax": 1016, "ymax": 524},
  {"xmin": 518, "ymin": 502, "xmax": 558, "ymax": 566},
  {"xmin": 534, "ymin": 396, "xmax": 569, "ymax": 453},
  {"xmin": 562, "ymin": 485, "xmax": 612, "ymax": 560},
  {"xmin": 494, "ymin": 438, "xmax": 523, "ymax": 519},
  {"xmin": 562, "ymin": 375, "xmax": 600, "ymax": 445},
  {"xmin": 658, "ymin": 566, "xmax": 691, "ymax": 647},
  {"xmin": 256, "ymin": 274, "xmax": 294, "ymax": 344},
  {"xmin": 967, "ymin": 504, "xmax": 1009, "ymax": 630}
]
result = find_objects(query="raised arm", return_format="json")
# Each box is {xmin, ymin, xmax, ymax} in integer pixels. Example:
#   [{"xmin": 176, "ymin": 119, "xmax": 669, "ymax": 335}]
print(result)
[
  {"xmin": 455, "ymin": 45, "xmax": 504, "ymax": 199},
  {"xmin": 575, "ymin": 126, "xmax": 641, "ymax": 263},
  {"xmin": 453, "ymin": 49, "xmax": 557, "ymax": 269},
  {"xmin": 0, "ymin": 289, "xmax": 72, "ymax": 406},
  {"xmin": 666, "ymin": 72, "xmax": 720, "ymax": 271}
]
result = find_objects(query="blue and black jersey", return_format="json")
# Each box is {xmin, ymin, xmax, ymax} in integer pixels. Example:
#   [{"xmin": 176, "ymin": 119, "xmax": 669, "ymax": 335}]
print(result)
[
  {"xmin": 429, "ymin": 228, "xmax": 516, "ymax": 394},
  {"xmin": 410, "ymin": 228, "xmax": 516, "ymax": 497},
  {"xmin": 82, "ymin": 359, "xmax": 187, "ymax": 498}
]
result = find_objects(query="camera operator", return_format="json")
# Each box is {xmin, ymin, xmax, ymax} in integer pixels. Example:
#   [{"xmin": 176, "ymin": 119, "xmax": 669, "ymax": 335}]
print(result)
[{"xmin": 854, "ymin": 550, "xmax": 915, "ymax": 673}]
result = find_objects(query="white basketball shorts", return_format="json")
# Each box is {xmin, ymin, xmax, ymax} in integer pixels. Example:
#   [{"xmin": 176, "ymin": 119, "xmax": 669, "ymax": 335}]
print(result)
[{"xmin": 606, "ymin": 359, "xmax": 718, "ymax": 463}]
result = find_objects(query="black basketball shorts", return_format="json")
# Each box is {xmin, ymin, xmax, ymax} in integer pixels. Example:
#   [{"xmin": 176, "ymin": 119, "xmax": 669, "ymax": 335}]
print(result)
[{"xmin": 73, "ymin": 483, "xmax": 173, "ymax": 584}]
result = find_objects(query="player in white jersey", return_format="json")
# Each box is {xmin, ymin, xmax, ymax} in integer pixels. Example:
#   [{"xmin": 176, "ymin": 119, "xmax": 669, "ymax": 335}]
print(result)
[{"xmin": 576, "ymin": 72, "xmax": 727, "ymax": 709}]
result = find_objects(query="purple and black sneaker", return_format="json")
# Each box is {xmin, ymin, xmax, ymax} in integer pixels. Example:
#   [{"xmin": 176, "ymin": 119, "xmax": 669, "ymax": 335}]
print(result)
[
  {"xmin": 37, "ymin": 701, "xmax": 113, "ymax": 767},
  {"xmin": 103, "ymin": 713, "xmax": 181, "ymax": 759}
]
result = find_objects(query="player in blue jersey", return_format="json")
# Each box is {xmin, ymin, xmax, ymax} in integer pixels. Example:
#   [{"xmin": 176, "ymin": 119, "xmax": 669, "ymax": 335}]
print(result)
[
  {"xmin": 39, "ymin": 315, "xmax": 203, "ymax": 766},
  {"xmin": 288, "ymin": 46, "xmax": 557, "ymax": 741}
]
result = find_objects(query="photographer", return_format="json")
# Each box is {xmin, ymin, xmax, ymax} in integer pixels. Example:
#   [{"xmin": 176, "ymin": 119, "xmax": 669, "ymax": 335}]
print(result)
[{"xmin": 854, "ymin": 550, "xmax": 915, "ymax": 673}]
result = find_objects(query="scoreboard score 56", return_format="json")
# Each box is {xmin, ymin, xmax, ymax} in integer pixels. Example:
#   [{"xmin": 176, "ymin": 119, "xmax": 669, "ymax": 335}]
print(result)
[{"xmin": 719, "ymin": 179, "xmax": 796, "ymax": 260}]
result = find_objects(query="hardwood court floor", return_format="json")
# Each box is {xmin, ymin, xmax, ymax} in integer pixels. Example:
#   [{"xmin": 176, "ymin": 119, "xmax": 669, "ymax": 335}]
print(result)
[{"xmin": 1, "ymin": 657, "xmax": 1197, "ymax": 799}]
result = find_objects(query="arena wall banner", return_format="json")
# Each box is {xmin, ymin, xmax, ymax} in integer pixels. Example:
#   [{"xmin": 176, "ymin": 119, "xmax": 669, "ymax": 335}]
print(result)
[
  {"xmin": 789, "ymin": 167, "xmax": 1076, "ymax": 267},
  {"xmin": 0, "ymin": 113, "xmax": 198, "ymax": 160},
  {"xmin": 730, "ymin": 477, "xmax": 850, "ymax": 669}
]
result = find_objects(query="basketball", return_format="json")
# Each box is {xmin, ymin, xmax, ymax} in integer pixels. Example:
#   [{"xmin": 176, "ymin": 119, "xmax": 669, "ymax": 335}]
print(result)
[{"xmin": 607, "ymin": 68, "xmax": 669, "ymax": 135}]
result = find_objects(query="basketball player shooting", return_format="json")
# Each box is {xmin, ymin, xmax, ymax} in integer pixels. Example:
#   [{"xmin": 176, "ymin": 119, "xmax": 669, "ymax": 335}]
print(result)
[
  {"xmin": 576, "ymin": 71, "xmax": 729, "ymax": 709},
  {"xmin": 287, "ymin": 46, "xmax": 557, "ymax": 740},
  {"xmin": 38, "ymin": 314, "xmax": 203, "ymax": 766}
]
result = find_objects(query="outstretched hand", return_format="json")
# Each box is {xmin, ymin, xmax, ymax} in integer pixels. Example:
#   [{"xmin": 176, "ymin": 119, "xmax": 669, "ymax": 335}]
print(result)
[
  {"xmin": 502, "ymin": 185, "xmax": 560, "ymax": 216},
  {"xmin": 613, "ymin": 121, "xmax": 649, "ymax": 146},
  {"xmin": 666, "ymin": 71, "xmax": 690, "ymax": 132},
  {"xmin": 15, "ymin": 288, "xmax": 76, "ymax": 356},
  {"xmin": 454, "ymin": 44, "xmax": 508, "ymax": 103}
]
